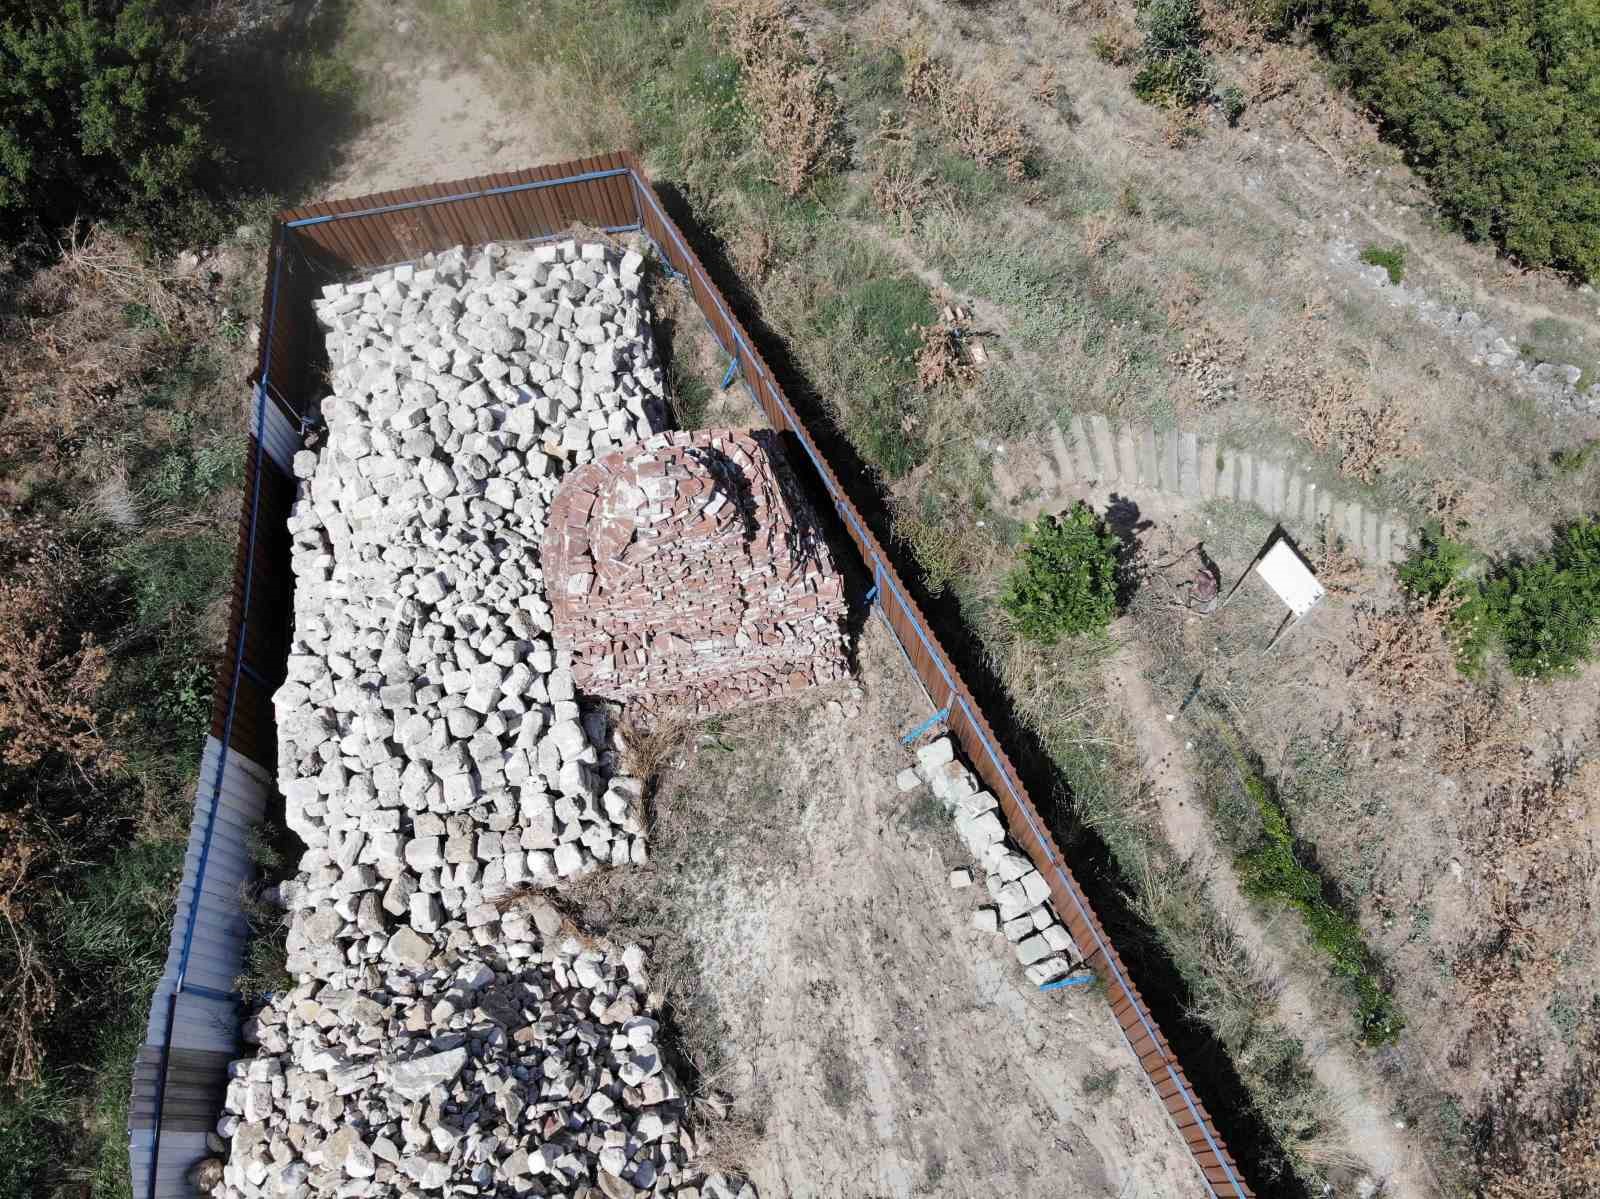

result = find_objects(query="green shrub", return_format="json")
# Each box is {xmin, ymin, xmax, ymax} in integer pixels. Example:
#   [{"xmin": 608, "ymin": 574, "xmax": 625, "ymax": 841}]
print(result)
[
  {"xmin": 1432, "ymin": 519, "xmax": 1600, "ymax": 678},
  {"xmin": 1553, "ymin": 440, "xmax": 1600, "ymax": 476},
  {"xmin": 1488, "ymin": 522, "xmax": 1600, "ymax": 678},
  {"xmin": 1132, "ymin": 50, "xmax": 1215, "ymax": 108},
  {"xmin": 1230, "ymin": 748, "xmax": 1404, "ymax": 1046},
  {"xmin": 1131, "ymin": 0, "xmax": 1215, "ymax": 108},
  {"xmin": 113, "ymin": 530, "xmax": 232, "ymax": 630},
  {"xmin": 1397, "ymin": 529, "xmax": 1472, "ymax": 601},
  {"xmin": 1358, "ymin": 243, "xmax": 1406, "ymax": 284},
  {"xmin": 1000, "ymin": 501, "xmax": 1121, "ymax": 642},
  {"xmin": 1220, "ymin": 84, "xmax": 1247, "ymax": 126},
  {"xmin": 0, "ymin": 0, "xmax": 211, "ymax": 246},
  {"xmin": 1310, "ymin": 0, "xmax": 1600, "ymax": 280}
]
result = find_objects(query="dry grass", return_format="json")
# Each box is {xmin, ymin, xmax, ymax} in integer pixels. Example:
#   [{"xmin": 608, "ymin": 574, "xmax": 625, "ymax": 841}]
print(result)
[
  {"xmin": 1481, "ymin": 1065, "xmax": 1600, "ymax": 1199},
  {"xmin": 713, "ymin": 0, "xmax": 847, "ymax": 196},
  {"xmin": 866, "ymin": 111, "xmax": 929, "ymax": 230},
  {"xmin": 1160, "ymin": 107, "xmax": 1205, "ymax": 149},
  {"xmin": 1079, "ymin": 210, "xmax": 1122, "ymax": 258},
  {"xmin": 1252, "ymin": 357, "xmax": 1415, "ymax": 484},
  {"xmin": 0, "ymin": 527, "xmax": 119, "ymax": 778},
  {"xmin": 914, "ymin": 316, "xmax": 976, "ymax": 391},
  {"xmin": 902, "ymin": 45, "xmax": 1031, "ymax": 181},
  {"xmin": 1167, "ymin": 323, "xmax": 1242, "ymax": 412},
  {"xmin": 0, "ymin": 225, "xmax": 182, "ymax": 466},
  {"xmin": 1346, "ymin": 596, "xmax": 1454, "ymax": 701},
  {"xmin": 616, "ymin": 713, "xmax": 694, "ymax": 782},
  {"xmin": 0, "ymin": 811, "xmax": 58, "ymax": 1085}
]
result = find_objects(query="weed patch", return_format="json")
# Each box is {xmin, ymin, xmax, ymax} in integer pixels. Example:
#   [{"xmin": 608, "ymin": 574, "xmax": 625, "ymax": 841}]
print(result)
[
  {"xmin": 1132, "ymin": 0, "xmax": 1220, "ymax": 110},
  {"xmin": 1358, "ymin": 244, "xmax": 1406, "ymax": 285},
  {"xmin": 712, "ymin": 0, "xmax": 848, "ymax": 196},
  {"xmin": 1409, "ymin": 518, "xmax": 1600, "ymax": 678},
  {"xmin": 1223, "ymin": 744, "xmax": 1404, "ymax": 1045},
  {"xmin": 902, "ymin": 47, "xmax": 1032, "ymax": 181}
]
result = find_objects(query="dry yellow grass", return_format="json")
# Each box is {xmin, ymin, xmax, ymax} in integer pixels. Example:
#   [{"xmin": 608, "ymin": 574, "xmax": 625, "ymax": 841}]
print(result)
[
  {"xmin": 902, "ymin": 45, "xmax": 1031, "ymax": 181},
  {"xmin": 712, "ymin": 0, "xmax": 847, "ymax": 196}
]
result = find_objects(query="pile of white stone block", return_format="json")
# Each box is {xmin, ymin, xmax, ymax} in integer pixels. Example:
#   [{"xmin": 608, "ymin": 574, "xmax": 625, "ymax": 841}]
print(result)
[
  {"xmin": 276, "ymin": 239, "xmax": 665, "ymax": 980},
  {"xmin": 900, "ymin": 737, "xmax": 1081, "ymax": 985},
  {"xmin": 208, "ymin": 239, "xmax": 754, "ymax": 1199}
]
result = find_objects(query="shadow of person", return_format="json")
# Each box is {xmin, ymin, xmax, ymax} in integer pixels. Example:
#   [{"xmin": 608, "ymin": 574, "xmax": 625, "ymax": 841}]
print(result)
[{"xmin": 1104, "ymin": 492, "xmax": 1152, "ymax": 541}]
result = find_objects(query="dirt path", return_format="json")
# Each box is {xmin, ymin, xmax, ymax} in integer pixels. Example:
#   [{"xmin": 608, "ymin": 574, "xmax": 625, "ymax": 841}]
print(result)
[
  {"xmin": 318, "ymin": 60, "xmax": 562, "ymax": 201},
  {"xmin": 669, "ymin": 621, "xmax": 1209, "ymax": 1199},
  {"xmin": 1078, "ymin": 481, "xmax": 1441, "ymax": 1198}
]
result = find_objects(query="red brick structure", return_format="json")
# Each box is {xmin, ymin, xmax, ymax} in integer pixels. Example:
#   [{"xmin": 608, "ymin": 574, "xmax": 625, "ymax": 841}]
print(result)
[{"xmin": 545, "ymin": 429, "xmax": 850, "ymax": 716}]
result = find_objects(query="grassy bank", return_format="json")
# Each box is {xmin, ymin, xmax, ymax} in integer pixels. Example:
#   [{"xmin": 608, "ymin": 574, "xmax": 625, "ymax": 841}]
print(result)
[{"xmin": 0, "ymin": 228, "xmax": 267, "ymax": 1197}]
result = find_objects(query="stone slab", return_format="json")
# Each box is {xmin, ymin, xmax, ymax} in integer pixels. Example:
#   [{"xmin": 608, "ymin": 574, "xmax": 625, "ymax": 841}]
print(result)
[
  {"xmin": 1161, "ymin": 428, "xmax": 1181, "ymax": 491},
  {"xmin": 1196, "ymin": 440, "xmax": 1218, "ymax": 499},
  {"xmin": 1344, "ymin": 500, "xmax": 1365, "ymax": 549},
  {"xmin": 1314, "ymin": 486, "xmax": 1334, "ymax": 531},
  {"xmin": 1067, "ymin": 416, "xmax": 1096, "ymax": 481},
  {"xmin": 1116, "ymin": 427, "xmax": 1139, "ymax": 485},
  {"xmin": 1255, "ymin": 460, "xmax": 1284, "ymax": 517},
  {"xmin": 1178, "ymin": 432, "xmax": 1199, "ymax": 497},
  {"xmin": 1088, "ymin": 414, "xmax": 1117, "ymax": 482},
  {"xmin": 1049, "ymin": 423, "xmax": 1076, "ymax": 487},
  {"xmin": 1137, "ymin": 425, "xmax": 1159, "ymax": 487},
  {"xmin": 1387, "ymin": 521, "xmax": 1410, "ymax": 562},
  {"xmin": 1217, "ymin": 450, "xmax": 1237, "ymax": 502},
  {"xmin": 1284, "ymin": 472, "xmax": 1305, "ymax": 525}
]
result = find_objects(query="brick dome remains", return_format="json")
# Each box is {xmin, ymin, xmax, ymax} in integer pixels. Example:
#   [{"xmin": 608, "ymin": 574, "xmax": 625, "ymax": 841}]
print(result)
[{"xmin": 544, "ymin": 429, "xmax": 850, "ymax": 717}]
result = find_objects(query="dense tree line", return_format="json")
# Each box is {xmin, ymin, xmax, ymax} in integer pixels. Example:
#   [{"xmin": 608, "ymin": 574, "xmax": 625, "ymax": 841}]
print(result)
[
  {"xmin": 1300, "ymin": 0, "xmax": 1600, "ymax": 280},
  {"xmin": 0, "ymin": 0, "xmax": 209, "ymax": 248}
]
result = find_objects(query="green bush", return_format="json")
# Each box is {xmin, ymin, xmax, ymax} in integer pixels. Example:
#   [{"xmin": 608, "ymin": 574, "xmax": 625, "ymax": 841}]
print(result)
[
  {"xmin": 0, "ymin": 0, "xmax": 210, "ymax": 246},
  {"xmin": 1397, "ymin": 529, "xmax": 1473, "ymax": 601},
  {"xmin": 1427, "ymin": 519, "xmax": 1600, "ymax": 678},
  {"xmin": 1000, "ymin": 501, "xmax": 1121, "ymax": 642},
  {"xmin": 1309, "ymin": 0, "xmax": 1600, "ymax": 280},
  {"xmin": 1131, "ymin": 0, "xmax": 1216, "ymax": 108},
  {"xmin": 1230, "ymin": 748, "xmax": 1404, "ymax": 1046},
  {"xmin": 1358, "ymin": 243, "xmax": 1406, "ymax": 284},
  {"xmin": 1220, "ymin": 84, "xmax": 1247, "ymax": 126}
]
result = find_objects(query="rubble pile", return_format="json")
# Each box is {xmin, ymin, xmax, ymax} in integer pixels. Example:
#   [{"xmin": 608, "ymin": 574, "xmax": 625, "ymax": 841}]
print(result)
[
  {"xmin": 211, "ymin": 239, "xmax": 755, "ymax": 1199},
  {"xmin": 545, "ymin": 430, "xmax": 849, "ymax": 717},
  {"xmin": 220, "ymin": 898, "xmax": 749, "ymax": 1199},
  {"xmin": 900, "ymin": 737, "xmax": 1083, "ymax": 985}
]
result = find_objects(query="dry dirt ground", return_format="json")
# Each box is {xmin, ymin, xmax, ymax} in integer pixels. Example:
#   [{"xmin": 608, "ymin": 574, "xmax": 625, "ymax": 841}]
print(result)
[
  {"xmin": 306, "ymin": 16, "xmax": 1208, "ymax": 1195},
  {"xmin": 318, "ymin": 61, "xmax": 562, "ymax": 199},
  {"xmin": 641, "ymin": 619, "xmax": 1208, "ymax": 1199}
]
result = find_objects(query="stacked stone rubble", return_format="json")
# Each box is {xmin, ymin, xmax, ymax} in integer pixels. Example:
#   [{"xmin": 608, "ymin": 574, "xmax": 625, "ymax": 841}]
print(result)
[
  {"xmin": 545, "ymin": 429, "xmax": 849, "ymax": 717},
  {"xmin": 221, "ymin": 901, "xmax": 751, "ymax": 1199},
  {"xmin": 212, "ymin": 239, "xmax": 754, "ymax": 1199},
  {"xmin": 900, "ymin": 737, "xmax": 1082, "ymax": 985}
]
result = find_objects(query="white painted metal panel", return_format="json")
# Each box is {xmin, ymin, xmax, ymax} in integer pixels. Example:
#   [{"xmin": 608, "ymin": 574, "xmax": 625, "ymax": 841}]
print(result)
[
  {"xmin": 1255, "ymin": 539, "xmax": 1325, "ymax": 616},
  {"xmin": 249, "ymin": 386, "xmax": 304, "ymax": 474}
]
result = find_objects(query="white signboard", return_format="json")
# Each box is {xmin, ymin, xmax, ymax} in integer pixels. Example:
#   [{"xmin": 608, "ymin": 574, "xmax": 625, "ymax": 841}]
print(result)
[{"xmin": 1254, "ymin": 539, "xmax": 1325, "ymax": 617}]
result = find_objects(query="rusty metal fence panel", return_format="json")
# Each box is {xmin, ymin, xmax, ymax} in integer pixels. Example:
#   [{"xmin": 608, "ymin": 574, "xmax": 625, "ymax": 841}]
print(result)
[{"xmin": 132, "ymin": 153, "xmax": 1252, "ymax": 1199}]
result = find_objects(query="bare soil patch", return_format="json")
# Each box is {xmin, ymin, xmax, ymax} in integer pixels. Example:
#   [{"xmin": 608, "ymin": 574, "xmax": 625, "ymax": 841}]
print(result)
[{"xmin": 581, "ymin": 619, "xmax": 1209, "ymax": 1197}]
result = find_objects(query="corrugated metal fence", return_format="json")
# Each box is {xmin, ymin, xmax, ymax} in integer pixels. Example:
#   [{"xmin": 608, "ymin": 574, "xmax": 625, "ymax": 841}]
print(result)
[{"xmin": 129, "ymin": 151, "xmax": 1251, "ymax": 1198}]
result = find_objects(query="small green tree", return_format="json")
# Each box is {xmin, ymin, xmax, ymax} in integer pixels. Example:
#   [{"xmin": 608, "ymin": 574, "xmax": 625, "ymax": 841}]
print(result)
[
  {"xmin": 1397, "ymin": 528, "xmax": 1473, "ymax": 601},
  {"xmin": 0, "ymin": 0, "xmax": 209, "ymax": 245},
  {"xmin": 1000, "ymin": 501, "xmax": 1120, "ymax": 642}
]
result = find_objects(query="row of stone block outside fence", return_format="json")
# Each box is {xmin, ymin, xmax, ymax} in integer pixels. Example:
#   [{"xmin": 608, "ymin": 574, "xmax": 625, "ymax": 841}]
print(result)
[{"xmin": 1026, "ymin": 413, "xmax": 1414, "ymax": 566}]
